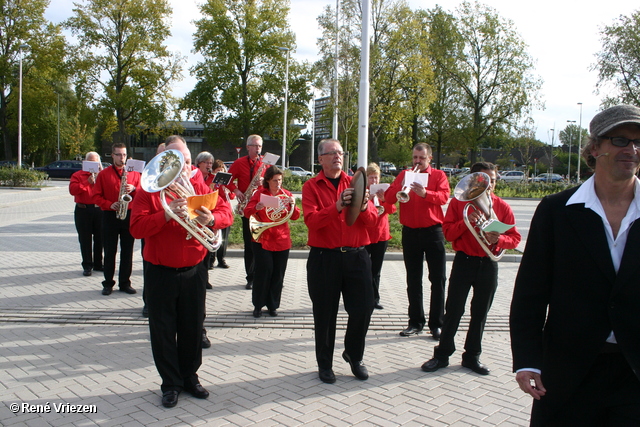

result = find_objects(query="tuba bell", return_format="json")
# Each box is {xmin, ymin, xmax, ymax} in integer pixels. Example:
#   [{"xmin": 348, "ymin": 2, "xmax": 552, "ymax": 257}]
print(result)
[
  {"xmin": 141, "ymin": 149, "xmax": 222, "ymax": 252},
  {"xmin": 454, "ymin": 172, "xmax": 505, "ymax": 261},
  {"xmin": 249, "ymin": 193, "xmax": 296, "ymax": 242}
]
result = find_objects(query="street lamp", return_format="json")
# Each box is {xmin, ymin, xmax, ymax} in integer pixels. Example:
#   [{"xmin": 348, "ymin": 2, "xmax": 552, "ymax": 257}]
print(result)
[
  {"xmin": 277, "ymin": 47, "xmax": 290, "ymax": 169},
  {"xmin": 567, "ymin": 120, "xmax": 576, "ymax": 182},
  {"xmin": 577, "ymin": 102, "xmax": 583, "ymax": 182},
  {"xmin": 18, "ymin": 43, "xmax": 29, "ymax": 169},
  {"xmin": 57, "ymin": 92, "xmax": 61, "ymax": 161},
  {"xmin": 549, "ymin": 128, "xmax": 555, "ymax": 181}
]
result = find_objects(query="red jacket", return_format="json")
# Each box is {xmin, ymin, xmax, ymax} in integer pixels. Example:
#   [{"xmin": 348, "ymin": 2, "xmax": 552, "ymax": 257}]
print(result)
[
  {"xmin": 94, "ymin": 165, "xmax": 141, "ymax": 211},
  {"xmin": 302, "ymin": 170, "xmax": 377, "ymax": 248},
  {"xmin": 244, "ymin": 187, "xmax": 301, "ymax": 251},
  {"xmin": 367, "ymin": 200, "xmax": 397, "ymax": 243},
  {"xmin": 384, "ymin": 166, "xmax": 449, "ymax": 228},
  {"xmin": 69, "ymin": 171, "xmax": 99, "ymax": 205},
  {"xmin": 227, "ymin": 155, "xmax": 264, "ymax": 194},
  {"xmin": 443, "ymin": 195, "xmax": 521, "ymax": 257},
  {"xmin": 129, "ymin": 178, "xmax": 233, "ymax": 268}
]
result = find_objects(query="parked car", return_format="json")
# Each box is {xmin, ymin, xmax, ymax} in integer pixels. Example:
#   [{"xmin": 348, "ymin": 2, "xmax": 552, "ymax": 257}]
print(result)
[
  {"xmin": 531, "ymin": 173, "xmax": 564, "ymax": 183},
  {"xmin": 379, "ymin": 161, "xmax": 397, "ymax": 175},
  {"xmin": 286, "ymin": 166, "xmax": 313, "ymax": 177},
  {"xmin": 0, "ymin": 160, "xmax": 17, "ymax": 168},
  {"xmin": 35, "ymin": 160, "xmax": 83, "ymax": 178},
  {"xmin": 500, "ymin": 170, "xmax": 526, "ymax": 183}
]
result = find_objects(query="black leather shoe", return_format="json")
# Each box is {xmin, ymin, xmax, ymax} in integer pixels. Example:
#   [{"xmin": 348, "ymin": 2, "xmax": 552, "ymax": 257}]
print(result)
[
  {"xmin": 421, "ymin": 357, "xmax": 449, "ymax": 372},
  {"xmin": 218, "ymin": 261, "xmax": 230, "ymax": 268},
  {"xmin": 318, "ymin": 368, "xmax": 336, "ymax": 384},
  {"xmin": 268, "ymin": 309, "xmax": 278, "ymax": 317},
  {"xmin": 430, "ymin": 328, "xmax": 442, "ymax": 340},
  {"xmin": 461, "ymin": 359, "xmax": 490, "ymax": 375},
  {"xmin": 342, "ymin": 351, "xmax": 369, "ymax": 380},
  {"xmin": 201, "ymin": 329, "xmax": 211, "ymax": 349},
  {"xmin": 83, "ymin": 269, "xmax": 92, "ymax": 276},
  {"xmin": 162, "ymin": 390, "xmax": 179, "ymax": 408},
  {"xmin": 399, "ymin": 326, "xmax": 422, "ymax": 337},
  {"xmin": 245, "ymin": 282, "xmax": 253, "ymax": 290},
  {"xmin": 374, "ymin": 302, "xmax": 383, "ymax": 310},
  {"xmin": 119, "ymin": 286, "xmax": 137, "ymax": 294},
  {"xmin": 184, "ymin": 383, "xmax": 209, "ymax": 399},
  {"xmin": 142, "ymin": 305, "xmax": 149, "ymax": 318},
  {"xmin": 252, "ymin": 308, "xmax": 262, "ymax": 318},
  {"xmin": 206, "ymin": 282, "xmax": 213, "ymax": 289},
  {"xmin": 101, "ymin": 287, "xmax": 113, "ymax": 296}
]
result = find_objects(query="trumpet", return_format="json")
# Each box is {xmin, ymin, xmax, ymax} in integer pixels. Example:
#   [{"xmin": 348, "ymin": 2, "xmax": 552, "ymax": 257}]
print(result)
[
  {"xmin": 454, "ymin": 172, "xmax": 505, "ymax": 261},
  {"xmin": 141, "ymin": 149, "xmax": 222, "ymax": 252},
  {"xmin": 396, "ymin": 164, "xmax": 420, "ymax": 203}
]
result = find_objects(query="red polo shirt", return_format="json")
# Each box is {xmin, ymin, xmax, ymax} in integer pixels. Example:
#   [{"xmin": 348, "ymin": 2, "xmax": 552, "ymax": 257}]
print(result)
[
  {"xmin": 129, "ymin": 179, "xmax": 234, "ymax": 268},
  {"xmin": 367, "ymin": 200, "xmax": 397, "ymax": 243},
  {"xmin": 244, "ymin": 187, "xmax": 301, "ymax": 251},
  {"xmin": 94, "ymin": 165, "xmax": 141, "ymax": 211},
  {"xmin": 443, "ymin": 195, "xmax": 521, "ymax": 257},
  {"xmin": 302, "ymin": 170, "xmax": 377, "ymax": 248},
  {"xmin": 384, "ymin": 166, "xmax": 449, "ymax": 228},
  {"xmin": 69, "ymin": 171, "xmax": 99, "ymax": 205},
  {"xmin": 227, "ymin": 155, "xmax": 264, "ymax": 194}
]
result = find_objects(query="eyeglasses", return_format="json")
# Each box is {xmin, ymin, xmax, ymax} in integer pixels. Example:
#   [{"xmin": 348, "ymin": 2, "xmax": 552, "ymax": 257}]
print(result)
[
  {"xmin": 320, "ymin": 150, "xmax": 344, "ymax": 157},
  {"xmin": 600, "ymin": 136, "xmax": 640, "ymax": 148}
]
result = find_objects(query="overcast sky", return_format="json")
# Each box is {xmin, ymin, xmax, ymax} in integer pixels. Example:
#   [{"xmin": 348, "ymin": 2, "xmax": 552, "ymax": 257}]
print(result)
[{"xmin": 45, "ymin": 0, "xmax": 638, "ymax": 144}]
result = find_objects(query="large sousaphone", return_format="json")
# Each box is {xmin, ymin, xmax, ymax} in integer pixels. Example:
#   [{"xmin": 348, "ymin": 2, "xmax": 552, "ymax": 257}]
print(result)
[
  {"xmin": 141, "ymin": 149, "xmax": 222, "ymax": 252},
  {"xmin": 454, "ymin": 172, "xmax": 505, "ymax": 261}
]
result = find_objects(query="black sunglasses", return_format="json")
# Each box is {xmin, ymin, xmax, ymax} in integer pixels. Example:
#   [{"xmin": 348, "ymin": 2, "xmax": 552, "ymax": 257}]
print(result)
[{"xmin": 600, "ymin": 136, "xmax": 640, "ymax": 148}]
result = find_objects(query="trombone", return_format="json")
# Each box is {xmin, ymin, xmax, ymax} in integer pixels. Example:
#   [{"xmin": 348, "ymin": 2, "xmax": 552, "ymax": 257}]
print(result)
[
  {"xmin": 396, "ymin": 164, "xmax": 420, "ymax": 203},
  {"xmin": 141, "ymin": 149, "xmax": 222, "ymax": 252}
]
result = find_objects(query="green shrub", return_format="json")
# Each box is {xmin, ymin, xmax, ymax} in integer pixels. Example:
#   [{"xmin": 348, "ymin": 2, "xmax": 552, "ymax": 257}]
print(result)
[{"xmin": 0, "ymin": 166, "xmax": 48, "ymax": 187}]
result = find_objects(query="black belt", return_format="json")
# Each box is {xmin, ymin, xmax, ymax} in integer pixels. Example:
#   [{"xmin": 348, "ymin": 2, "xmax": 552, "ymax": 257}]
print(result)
[
  {"xmin": 76, "ymin": 203, "xmax": 96, "ymax": 208},
  {"xmin": 153, "ymin": 263, "xmax": 198, "ymax": 273},
  {"xmin": 326, "ymin": 246, "xmax": 365, "ymax": 253}
]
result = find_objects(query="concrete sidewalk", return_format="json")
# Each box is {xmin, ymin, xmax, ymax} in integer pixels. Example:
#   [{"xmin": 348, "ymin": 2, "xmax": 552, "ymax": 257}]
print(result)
[{"xmin": 0, "ymin": 184, "xmax": 534, "ymax": 426}]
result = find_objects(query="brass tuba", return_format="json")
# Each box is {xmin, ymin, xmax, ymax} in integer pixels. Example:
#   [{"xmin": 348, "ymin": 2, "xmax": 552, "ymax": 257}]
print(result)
[
  {"xmin": 141, "ymin": 149, "xmax": 222, "ymax": 252},
  {"xmin": 454, "ymin": 172, "xmax": 505, "ymax": 261},
  {"xmin": 396, "ymin": 164, "xmax": 420, "ymax": 203},
  {"xmin": 249, "ymin": 193, "xmax": 296, "ymax": 242}
]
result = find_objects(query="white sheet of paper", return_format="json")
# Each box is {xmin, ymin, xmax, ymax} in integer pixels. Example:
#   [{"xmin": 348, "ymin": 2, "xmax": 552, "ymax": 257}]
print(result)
[
  {"xmin": 403, "ymin": 172, "xmax": 428, "ymax": 188},
  {"xmin": 369, "ymin": 183, "xmax": 390, "ymax": 195},
  {"xmin": 262, "ymin": 152, "xmax": 280, "ymax": 166},
  {"xmin": 82, "ymin": 161, "xmax": 100, "ymax": 173},
  {"xmin": 481, "ymin": 219, "xmax": 515, "ymax": 233},
  {"xmin": 126, "ymin": 159, "xmax": 145, "ymax": 173},
  {"xmin": 260, "ymin": 193, "xmax": 281, "ymax": 208}
]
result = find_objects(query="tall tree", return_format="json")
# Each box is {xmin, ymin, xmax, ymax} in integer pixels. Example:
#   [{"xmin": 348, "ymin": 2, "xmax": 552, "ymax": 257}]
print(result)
[
  {"xmin": 447, "ymin": 1, "xmax": 542, "ymax": 163},
  {"xmin": 184, "ymin": 0, "xmax": 312, "ymax": 149},
  {"xmin": 64, "ymin": 0, "xmax": 183, "ymax": 146},
  {"xmin": 593, "ymin": 10, "xmax": 640, "ymax": 107}
]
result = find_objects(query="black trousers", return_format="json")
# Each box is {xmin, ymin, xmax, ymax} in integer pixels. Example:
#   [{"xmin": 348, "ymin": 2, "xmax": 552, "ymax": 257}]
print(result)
[
  {"xmin": 435, "ymin": 252, "xmax": 498, "ymax": 360},
  {"xmin": 74, "ymin": 204, "xmax": 103, "ymax": 271},
  {"xmin": 365, "ymin": 240, "xmax": 388, "ymax": 303},
  {"xmin": 252, "ymin": 242, "xmax": 289, "ymax": 310},
  {"xmin": 307, "ymin": 247, "xmax": 374, "ymax": 369},
  {"xmin": 101, "ymin": 210, "xmax": 135, "ymax": 289},
  {"xmin": 146, "ymin": 260, "xmax": 207, "ymax": 392},
  {"xmin": 530, "ymin": 353, "xmax": 640, "ymax": 426},
  {"xmin": 216, "ymin": 226, "xmax": 231, "ymax": 264},
  {"xmin": 241, "ymin": 217, "xmax": 255, "ymax": 283},
  {"xmin": 401, "ymin": 225, "xmax": 446, "ymax": 330}
]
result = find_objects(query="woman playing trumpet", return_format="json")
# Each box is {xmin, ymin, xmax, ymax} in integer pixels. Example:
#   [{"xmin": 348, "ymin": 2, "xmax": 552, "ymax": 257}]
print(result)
[
  {"xmin": 365, "ymin": 163, "xmax": 396, "ymax": 310},
  {"xmin": 244, "ymin": 166, "xmax": 300, "ymax": 318}
]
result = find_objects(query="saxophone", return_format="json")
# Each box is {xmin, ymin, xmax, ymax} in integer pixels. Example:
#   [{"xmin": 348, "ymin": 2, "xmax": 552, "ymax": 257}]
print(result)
[
  {"xmin": 235, "ymin": 159, "xmax": 268, "ymax": 216},
  {"xmin": 116, "ymin": 166, "xmax": 132, "ymax": 220}
]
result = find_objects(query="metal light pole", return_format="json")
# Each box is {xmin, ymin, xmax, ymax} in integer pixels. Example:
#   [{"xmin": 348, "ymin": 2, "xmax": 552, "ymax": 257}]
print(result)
[
  {"xmin": 18, "ymin": 44, "xmax": 29, "ymax": 169},
  {"xmin": 311, "ymin": 98, "xmax": 315, "ymax": 172},
  {"xmin": 577, "ymin": 102, "xmax": 583, "ymax": 182},
  {"xmin": 356, "ymin": 0, "xmax": 371, "ymax": 169},
  {"xmin": 57, "ymin": 92, "xmax": 61, "ymax": 161},
  {"xmin": 549, "ymin": 128, "xmax": 555, "ymax": 181},
  {"xmin": 567, "ymin": 120, "xmax": 576, "ymax": 182},
  {"xmin": 277, "ymin": 47, "xmax": 290, "ymax": 169},
  {"xmin": 332, "ymin": 0, "xmax": 339, "ymax": 139}
]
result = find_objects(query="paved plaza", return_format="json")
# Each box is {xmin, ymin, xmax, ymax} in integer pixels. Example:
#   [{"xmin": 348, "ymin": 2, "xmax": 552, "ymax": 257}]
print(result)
[{"xmin": 0, "ymin": 182, "xmax": 535, "ymax": 426}]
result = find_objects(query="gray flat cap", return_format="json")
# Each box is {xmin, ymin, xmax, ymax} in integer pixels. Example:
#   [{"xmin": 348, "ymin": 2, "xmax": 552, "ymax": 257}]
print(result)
[{"xmin": 590, "ymin": 104, "xmax": 640, "ymax": 137}]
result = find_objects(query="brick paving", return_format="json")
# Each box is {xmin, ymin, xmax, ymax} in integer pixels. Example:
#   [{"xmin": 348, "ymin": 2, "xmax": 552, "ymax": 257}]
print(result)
[{"xmin": 0, "ymin": 182, "xmax": 534, "ymax": 426}]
